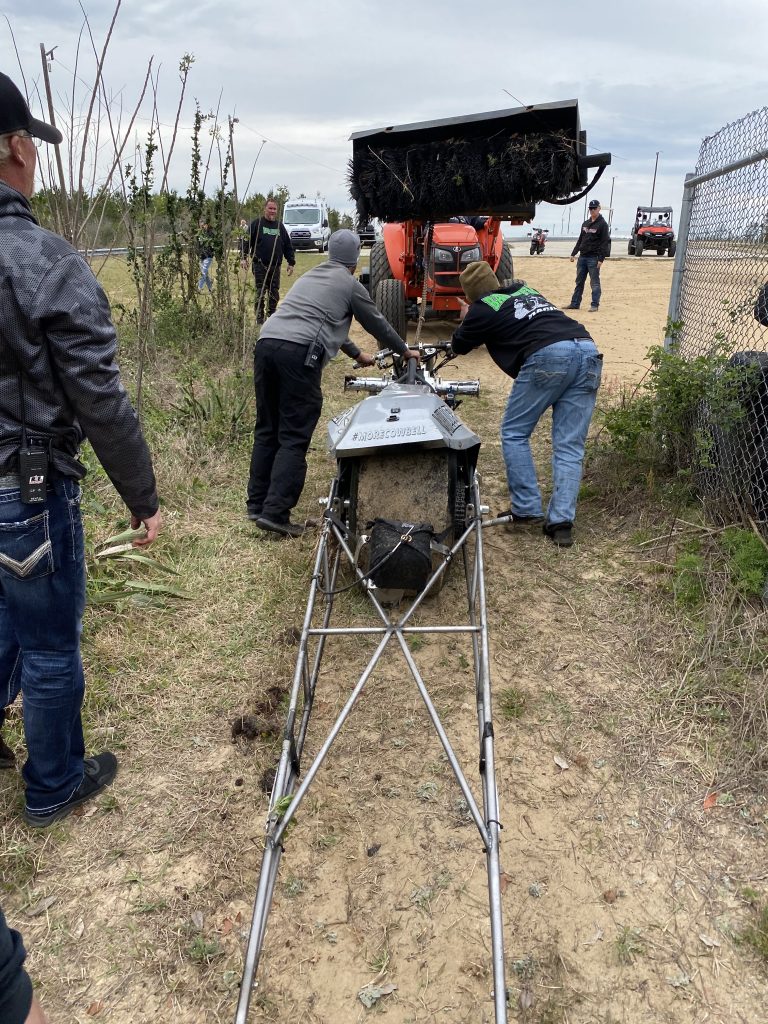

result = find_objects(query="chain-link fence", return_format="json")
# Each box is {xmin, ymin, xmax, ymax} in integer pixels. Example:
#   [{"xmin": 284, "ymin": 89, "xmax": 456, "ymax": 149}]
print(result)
[{"xmin": 668, "ymin": 108, "xmax": 768, "ymax": 530}]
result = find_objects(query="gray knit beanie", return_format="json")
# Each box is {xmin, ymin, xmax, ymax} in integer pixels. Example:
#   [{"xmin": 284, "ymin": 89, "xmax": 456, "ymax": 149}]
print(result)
[{"xmin": 328, "ymin": 229, "xmax": 361, "ymax": 267}]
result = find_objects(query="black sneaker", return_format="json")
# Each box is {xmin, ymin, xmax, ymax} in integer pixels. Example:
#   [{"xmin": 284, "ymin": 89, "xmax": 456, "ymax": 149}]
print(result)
[
  {"xmin": 543, "ymin": 521, "xmax": 574, "ymax": 547},
  {"xmin": 255, "ymin": 516, "xmax": 305, "ymax": 539},
  {"xmin": 24, "ymin": 752, "xmax": 118, "ymax": 828},
  {"xmin": 246, "ymin": 507, "xmax": 262, "ymax": 522},
  {"xmin": 562, "ymin": 304, "xmax": 579, "ymax": 310},
  {"xmin": 0, "ymin": 733, "xmax": 15, "ymax": 770}
]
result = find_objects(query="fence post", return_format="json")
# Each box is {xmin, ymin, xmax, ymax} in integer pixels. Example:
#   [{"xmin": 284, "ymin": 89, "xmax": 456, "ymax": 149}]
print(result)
[{"xmin": 665, "ymin": 172, "xmax": 694, "ymax": 350}]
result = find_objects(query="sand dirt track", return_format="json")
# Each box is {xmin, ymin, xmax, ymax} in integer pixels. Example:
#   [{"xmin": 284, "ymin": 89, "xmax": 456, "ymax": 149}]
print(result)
[{"xmin": 3, "ymin": 254, "xmax": 767, "ymax": 1024}]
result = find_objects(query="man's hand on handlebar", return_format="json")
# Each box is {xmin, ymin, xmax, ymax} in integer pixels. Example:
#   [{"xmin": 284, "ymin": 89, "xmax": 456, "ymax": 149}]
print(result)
[
  {"xmin": 404, "ymin": 347, "xmax": 421, "ymax": 363},
  {"xmin": 356, "ymin": 351, "xmax": 376, "ymax": 367}
]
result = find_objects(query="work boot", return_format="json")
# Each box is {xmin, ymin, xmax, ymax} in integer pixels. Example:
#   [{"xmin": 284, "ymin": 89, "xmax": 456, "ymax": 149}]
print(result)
[
  {"xmin": 588, "ymin": 305, "xmax": 599, "ymax": 312},
  {"xmin": 0, "ymin": 733, "xmax": 15, "ymax": 769},
  {"xmin": 501, "ymin": 510, "xmax": 544, "ymax": 532},
  {"xmin": 255, "ymin": 516, "xmax": 305, "ymax": 539},
  {"xmin": 562, "ymin": 304, "xmax": 579, "ymax": 310},
  {"xmin": 24, "ymin": 752, "xmax": 118, "ymax": 828},
  {"xmin": 543, "ymin": 521, "xmax": 574, "ymax": 548}
]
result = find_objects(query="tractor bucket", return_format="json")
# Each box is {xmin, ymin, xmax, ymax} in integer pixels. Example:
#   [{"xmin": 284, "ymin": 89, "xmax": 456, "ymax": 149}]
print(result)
[{"xmin": 349, "ymin": 99, "xmax": 610, "ymax": 222}]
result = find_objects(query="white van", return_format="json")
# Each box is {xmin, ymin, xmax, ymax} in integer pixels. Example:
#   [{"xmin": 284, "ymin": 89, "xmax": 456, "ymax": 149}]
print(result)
[{"xmin": 283, "ymin": 197, "xmax": 331, "ymax": 252}]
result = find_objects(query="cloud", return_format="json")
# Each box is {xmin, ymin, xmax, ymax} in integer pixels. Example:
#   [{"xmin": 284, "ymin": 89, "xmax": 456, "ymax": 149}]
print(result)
[{"xmin": 3, "ymin": 0, "xmax": 768, "ymax": 231}]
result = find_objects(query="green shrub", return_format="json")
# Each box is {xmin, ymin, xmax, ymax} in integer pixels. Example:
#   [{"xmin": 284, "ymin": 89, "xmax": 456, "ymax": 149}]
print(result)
[
  {"xmin": 602, "ymin": 342, "xmax": 758, "ymax": 481},
  {"xmin": 721, "ymin": 527, "xmax": 768, "ymax": 597}
]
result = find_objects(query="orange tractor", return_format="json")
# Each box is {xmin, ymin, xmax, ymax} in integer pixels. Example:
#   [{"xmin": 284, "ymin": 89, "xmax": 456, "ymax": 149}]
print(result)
[
  {"xmin": 364, "ymin": 216, "xmax": 518, "ymax": 336},
  {"xmin": 350, "ymin": 100, "xmax": 610, "ymax": 337}
]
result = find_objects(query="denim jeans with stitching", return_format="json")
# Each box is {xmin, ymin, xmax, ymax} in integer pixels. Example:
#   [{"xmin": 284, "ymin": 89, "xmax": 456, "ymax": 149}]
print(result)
[
  {"xmin": 501, "ymin": 339, "xmax": 603, "ymax": 526},
  {"xmin": 0, "ymin": 476, "xmax": 86, "ymax": 814},
  {"xmin": 198, "ymin": 256, "xmax": 213, "ymax": 292},
  {"xmin": 570, "ymin": 255, "xmax": 602, "ymax": 309}
]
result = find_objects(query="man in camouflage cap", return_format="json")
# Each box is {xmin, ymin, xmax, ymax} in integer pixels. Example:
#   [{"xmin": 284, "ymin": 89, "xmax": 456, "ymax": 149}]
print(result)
[{"xmin": 0, "ymin": 72, "xmax": 161, "ymax": 826}]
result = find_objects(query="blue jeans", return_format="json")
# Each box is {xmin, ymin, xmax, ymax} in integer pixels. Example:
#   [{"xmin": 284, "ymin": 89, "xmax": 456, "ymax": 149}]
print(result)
[
  {"xmin": 198, "ymin": 257, "xmax": 213, "ymax": 292},
  {"xmin": 0, "ymin": 477, "xmax": 86, "ymax": 814},
  {"xmin": 570, "ymin": 255, "xmax": 602, "ymax": 309},
  {"xmin": 501, "ymin": 340, "xmax": 603, "ymax": 525}
]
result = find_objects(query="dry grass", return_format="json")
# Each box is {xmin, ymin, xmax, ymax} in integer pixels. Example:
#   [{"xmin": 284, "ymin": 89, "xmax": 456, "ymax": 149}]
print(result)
[{"xmin": 2, "ymin": 256, "xmax": 768, "ymax": 1023}]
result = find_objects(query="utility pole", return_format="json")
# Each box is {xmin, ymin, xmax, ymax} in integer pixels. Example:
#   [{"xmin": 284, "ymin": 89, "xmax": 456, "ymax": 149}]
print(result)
[
  {"xmin": 650, "ymin": 151, "xmax": 660, "ymax": 209},
  {"xmin": 39, "ymin": 43, "xmax": 70, "ymax": 240},
  {"xmin": 608, "ymin": 176, "xmax": 616, "ymax": 230}
]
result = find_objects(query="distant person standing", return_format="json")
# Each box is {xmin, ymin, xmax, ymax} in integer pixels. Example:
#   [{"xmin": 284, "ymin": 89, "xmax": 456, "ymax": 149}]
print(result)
[
  {"xmin": 197, "ymin": 219, "xmax": 214, "ymax": 293},
  {"xmin": 246, "ymin": 199, "xmax": 296, "ymax": 323},
  {"xmin": 564, "ymin": 199, "xmax": 610, "ymax": 313},
  {"xmin": 755, "ymin": 282, "xmax": 768, "ymax": 326},
  {"xmin": 236, "ymin": 217, "xmax": 249, "ymax": 261}
]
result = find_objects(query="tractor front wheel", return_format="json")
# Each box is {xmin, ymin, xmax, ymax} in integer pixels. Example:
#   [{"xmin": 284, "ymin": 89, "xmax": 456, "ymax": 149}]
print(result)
[
  {"xmin": 627, "ymin": 239, "xmax": 635, "ymax": 255},
  {"xmin": 497, "ymin": 243, "xmax": 514, "ymax": 284},
  {"xmin": 668, "ymin": 240, "xmax": 677, "ymax": 257},
  {"xmin": 368, "ymin": 241, "xmax": 391, "ymax": 300},
  {"xmin": 634, "ymin": 237, "xmax": 644, "ymax": 257},
  {"xmin": 376, "ymin": 279, "xmax": 407, "ymax": 343}
]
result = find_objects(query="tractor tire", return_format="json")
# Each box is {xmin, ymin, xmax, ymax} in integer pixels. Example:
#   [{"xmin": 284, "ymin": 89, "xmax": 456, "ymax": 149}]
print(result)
[
  {"xmin": 375, "ymin": 278, "xmax": 407, "ymax": 343},
  {"xmin": 668, "ymin": 240, "xmax": 677, "ymax": 257},
  {"xmin": 656, "ymin": 247, "xmax": 664, "ymax": 256},
  {"xmin": 627, "ymin": 240, "xmax": 635, "ymax": 255},
  {"xmin": 529, "ymin": 243, "xmax": 537, "ymax": 256},
  {"xmin": 634, "ymin": 237, "xmax": 644, "ymax": 257},
  {"xmin": 497, "ymin": 244, "xmax": 514, "ymax": 282},
  {"xmin": 368, "ymin": 241, "xmax": 391, "ymax": 300}
]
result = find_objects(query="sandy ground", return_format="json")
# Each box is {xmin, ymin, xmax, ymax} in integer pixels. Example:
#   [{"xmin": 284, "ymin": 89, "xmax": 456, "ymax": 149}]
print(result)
[{"xmin": 3, "ymin": 255, "xmax": 768, "ymax": 1024}]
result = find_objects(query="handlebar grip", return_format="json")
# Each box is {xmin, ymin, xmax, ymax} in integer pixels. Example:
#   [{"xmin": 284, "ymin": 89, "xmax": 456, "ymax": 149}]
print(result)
[{"xmin": 405, "ymin": 357, "xmax": 418, "ymax": 385}]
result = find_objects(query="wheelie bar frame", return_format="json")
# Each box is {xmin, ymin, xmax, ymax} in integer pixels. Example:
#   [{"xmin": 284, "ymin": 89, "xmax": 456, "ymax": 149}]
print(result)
[{"xmin": 235, "ymin": 476, "xmax": 510, "ymax": 1023}]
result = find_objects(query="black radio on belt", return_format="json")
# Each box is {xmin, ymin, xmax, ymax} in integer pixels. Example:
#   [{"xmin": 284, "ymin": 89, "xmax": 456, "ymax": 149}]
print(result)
[
  {"xmin": 13, "ymin": 367, "xmax": 50, "ymax": 504},
  {"xmin": 304, "ymin": 315, "xmax": 328, "ymax": 370},
  {"xmin": 19, "ymin": 437, "xmax": 49, "ymax": 503}
]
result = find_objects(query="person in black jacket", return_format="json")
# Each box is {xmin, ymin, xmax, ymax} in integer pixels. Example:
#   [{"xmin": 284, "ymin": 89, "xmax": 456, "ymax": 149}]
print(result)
[
  {"xmin": 565, "ymin": 199, "xmax": 610, "ymax": 312},
  {"xmin": 452, "ymin": 261, "xmax": 603, "ymax": 547},
  {"xmin": 755, "ymin": 282, "xmax": 768, "ymax": 326},
  {"xmin": 0, "ymin": 73, "xmax": 161, "ymax": 826},
  {"xmin": 245, "ymin": 199, "xmax": 296, "ymax": 323},
  {"xmin": 0, "ymin": 907, "xmax": 47, "ymax": 1023}
]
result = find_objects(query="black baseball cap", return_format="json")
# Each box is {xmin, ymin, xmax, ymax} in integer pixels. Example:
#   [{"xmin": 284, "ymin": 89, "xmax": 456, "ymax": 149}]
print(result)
[
  {"xmin": 0, "ymin": 72, "xmax": 63, "ymax": 144},
  {"xmin": 588, "ymin": 199, "xmax": 600, "ymax": 209}
]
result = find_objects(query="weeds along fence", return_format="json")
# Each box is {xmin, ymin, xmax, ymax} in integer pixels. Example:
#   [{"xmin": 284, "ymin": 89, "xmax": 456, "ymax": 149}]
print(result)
[{"xmin": 666, "ymin": 108, "xmax": 768, "ymax": 532}]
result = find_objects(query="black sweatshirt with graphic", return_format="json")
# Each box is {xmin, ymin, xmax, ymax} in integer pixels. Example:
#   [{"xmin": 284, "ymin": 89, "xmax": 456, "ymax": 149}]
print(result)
[
  {"xmin": 570, "ymin": 214, "xmax": 610, "ymax": 259},
  {"xmin": 247, "ymin": 217, "xmax": 296, "ymax": 269},
  {"xmin": 451, "ymin": 282, "xmax": 592, "ymax": 378}
]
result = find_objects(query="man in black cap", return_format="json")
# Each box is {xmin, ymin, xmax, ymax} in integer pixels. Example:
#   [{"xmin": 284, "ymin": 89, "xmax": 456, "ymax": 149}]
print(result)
[
  {"xmin": 0, "ymin": 73, "xmax": 161, "ymax": 826},
  {"xmin": 247, "ymin": 228, "xmax": 418, "ymax": 537},
  {"xmin": 565, "ymin": 199, "xmax": 610, "ymax": 312}
]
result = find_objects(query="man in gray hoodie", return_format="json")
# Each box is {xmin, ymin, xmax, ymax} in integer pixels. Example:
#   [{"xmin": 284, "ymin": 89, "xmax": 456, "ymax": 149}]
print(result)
[{"xmin": 247, "ymin": 229, "xmax": 417, "ymax": 537}]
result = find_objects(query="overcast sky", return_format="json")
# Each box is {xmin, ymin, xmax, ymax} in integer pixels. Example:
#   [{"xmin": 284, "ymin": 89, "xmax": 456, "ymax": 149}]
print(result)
[{"xmin": 4, "ymin": 0, "xmax": 768, "ymax": 234}]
